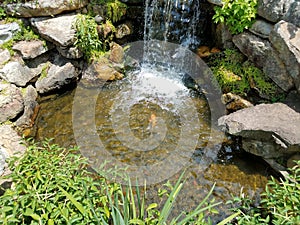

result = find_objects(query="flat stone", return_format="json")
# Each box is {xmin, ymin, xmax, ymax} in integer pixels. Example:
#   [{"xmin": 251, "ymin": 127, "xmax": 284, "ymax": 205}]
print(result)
[
  {"xmin": 0, "ymin": 82, "xmax": 24, "ymax": 123},
  {"xmin": 12, "ymin": 40, "xmax": 52, "ymax": 59},
  {"xmin": 249, "ymin": 19, "xmax": 273, "ymax": 39},
  {"xmin": 218, "ymin": 103, "xmax": 300, "ymax": 159},
  {"xmin": 5, "ymin": 0, "xmax": 88, "ymax": 17},
  {"xmin": 0, "ymin": 61, "xmax": 36, "ymax": 87},
  {"xmin": 30, "ymin": 14, "xmax": 77, "ymax": 47}
]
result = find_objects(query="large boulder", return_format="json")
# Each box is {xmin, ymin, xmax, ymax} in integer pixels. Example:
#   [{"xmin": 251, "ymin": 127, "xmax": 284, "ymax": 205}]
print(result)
[
  {"xmin": 233, "ymin": 32, "xmax": 294, "ymax": 92},
  {"xmin": 0, "ymin": 82, "xmax": 24, "ymax": 123},
  {"xmin": 270, "ymin": 21, "xmax": 300, "ymax": 94},
  {"xmin": 218, "ymin": 103, "xmax": 300, "ymax": 168},
  {"xmin": 5, "ymin": 0, "xmax": 88, "ymax": 17},
  {"xmin": 0, "ymin": 61, "xmax": 37, "ymax": 87},
  {"xmin": 30, "ymin": 14, "xmax": 77, "ymax": 47},
  {"xmin": 35, "ymin": 55, "xmax": 79, "ymax": 94}
]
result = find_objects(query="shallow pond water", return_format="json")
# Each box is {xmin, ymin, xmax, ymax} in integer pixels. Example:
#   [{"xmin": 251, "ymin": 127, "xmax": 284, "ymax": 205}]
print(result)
[{"xmin": 30, "ymin": 64, "xmax": 272, "ymax": 223}]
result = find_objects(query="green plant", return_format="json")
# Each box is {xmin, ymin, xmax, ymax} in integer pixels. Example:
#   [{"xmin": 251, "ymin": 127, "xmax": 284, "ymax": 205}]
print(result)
[
  {"xmin": 74, "ymin": 14, "xmax": 105, "ymax": 61},
  {"xmin": 0, "ymin": 6, "xmax": 6, "ymax": 19},
  {"xmin": 228, "ymin": 160, "xmax": 300, "ymax": 224},
  {"xmin": 213, "ymin": 0, "xmax": 257, "ymax": 34},
  {"xmin": 209, "ymin": 49, "xmax": 277, "ymax": 98}
]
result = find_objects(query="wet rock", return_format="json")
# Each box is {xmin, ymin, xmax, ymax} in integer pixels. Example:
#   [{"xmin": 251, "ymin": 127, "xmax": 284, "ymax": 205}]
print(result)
[
  {"xmin": 56, "ymin": 46, "xmax": 83, "ymax": 59},
  {"xmin": 35, "ymin": 55, "xmax": 79, "ymax": 94},
  {"xmin": 82, "ymin": 57, "xmax": 124, "ymax": 87},
  {"xmin": 115, "ymin": 22, "xmax": 133, "ymax": 39},
  {"xmin": 30, "ymin": 14, "xmax": 77, "ymax": 47},
  {"xmin": 5, "ymin": 0, "xmax": 88, "ymax": 17},
  {"xmin": 0, "ymin": 82, "xmax": 24, "ymax": 123},
  {"xmin": 221, "ymin": 93, "xmax": 253, "ymax": 113},
  {"xmin": 0, "ymin": 22, "xmax": 20, "ymax": 45},
  {"xmin": 218, "ymin": 103, "xmax": 300, "ymax": 161},
  {"xmin": 269, "ymin": 21, "xmax": 300, "ymax": 94},
  {"xmin": 16, "ymin": 85, "xmax": 39, "ymax": 128},
  {"xmin": 249, "ymin": 19, "xmax": 273, "ymax": 39},
  {"xmin": 0, "ymin": 49, "xmax": 11, "ymax": 65},
  {"xmin": 12, "ymin": 40, "xmax": 53, "ymax": 59},
  {"xmin": 214, "ymin": 23, "xmax": 234, "ymax": 49},
  {"xmin": 233, "ymin": 32, "xmax": 294, "ymax": 92},
  {"xmin": 109, "ymin": 42, "xmax": 124, "ymax": 63},
  {"xmin": 0, "ymin": 125, "xmax": 26, "ymax": 177},
  {"xmin": 0, "ymin": 61, "xmax": 36, "ymax": 87}
]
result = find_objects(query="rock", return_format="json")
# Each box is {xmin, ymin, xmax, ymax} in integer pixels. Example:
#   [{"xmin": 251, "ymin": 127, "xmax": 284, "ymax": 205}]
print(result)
[
  {"xmin": 287, "ymin": 154, "xmax": 300, "ymax": 168},
  {"xmin": 0, "ymin": 22, "xmax": 20, "ymax": 45},
  {"xmin": 5, "ymin": 0, "xmax": 88, "ymax": 17},
  {"xmin": 12, "ymin": 40, "xmax": 52, "ymax": 59},
  {"xmin": 0, "ymin": 49, "xmax": 11, "ymax": 65},
  {"xmin": 115, "ymin": 22, "xmax": 133, "ymax": 39},
  {"xmin": 35, "ymin": 55, "xmax": 79, "ymax": 94},
  {"xmin": 56, "ymin": 46, "xmax": 83, "ymax": 59},
  {"xmin": 0, "ymin": 82, "xmax": 24, "ymax": 123},
  {"xmin": 30, "ymin": 14, "xmax": 77, "ymax": 47},
  {"xmin": 249, "ymin": 19, "xmax": 274, "ymax": 39},
  {"xmin": 0, "ymin": 61, "xmax": 36, "ymax": 87},
  {"xmin": 214, "ymin": 23, "xmax": 234, "ymax": 49},
  {"xmin": 0, "ymin": 125, "xmax": 26, "ymax": 177},
  {"xmin": 233, "ymin": 32, "xmax": 294, "ymax": 92},
  {"xmin": 207, "ymin": 0, "xmax": 223, "ymax": 6},
  {"xmin": 282, "ymin": 1, "xmax": 300, "ymax": 28},
  {"xmin": 109, "ymin": 42, "xmax": 124, "ymax": 63},
  {"xmin": 120, "ymin": 0, "xmax": 143, "ymax": 4},
  {"xmin": 81, "ymin": 57, "xmax": 124, "ymax": 87},
  {"xmin": 269, "ymin": 21, "xmax": 300, "ymax": 94},
  {"xmin": 218, "ymin": 103, "xmax": 300, "ymax": 160},
  {"xmin": 16, "ymin": 85, "xmax": 39, "ymax": 128},
  {"xmin": 257, "ymin": 0, "xmax": 289, "ymax": 23},
  {"xmin": 97, "ymin": 21, "xmax": 114, "ymax": 39},
  {"xmin": 94, "ymin": 15, "xmax": 104, "ymax": 24},
  {"xmin": 221, "ymin": 93, "xmax": 253, "ymax": 113}
]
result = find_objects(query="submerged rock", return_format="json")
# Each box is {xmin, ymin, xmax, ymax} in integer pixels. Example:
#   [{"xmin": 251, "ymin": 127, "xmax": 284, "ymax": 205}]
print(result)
[
  {"xmin": 0, "ymin": 82, "xmax": 24, "ymax": 123},
  {"xmin": 218, "ymin": 103, "xmax": 300, "ymax": 170}
]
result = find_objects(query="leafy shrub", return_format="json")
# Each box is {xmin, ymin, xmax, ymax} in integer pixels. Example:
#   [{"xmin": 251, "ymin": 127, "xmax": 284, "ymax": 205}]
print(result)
[
  {"xmin": 228, "ymin": 160, "xmax": 300, "ymax": 224},
  {"xmin": 74, "ymin": 14, "xmax": 104, "ymax": 60},
  {"xmin": 208, "ymin": 49, "xmax": 277, "ymax": 98},
  {"xmin": 212, "ymin": 0, "xmax": 257, "ymax": 34},
  {"xmin": 0, "ymin": 139, "xmax": 236, "ymax": 225}
]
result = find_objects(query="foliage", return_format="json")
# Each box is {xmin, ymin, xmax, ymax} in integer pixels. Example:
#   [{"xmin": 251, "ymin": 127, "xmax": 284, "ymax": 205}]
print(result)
[
  {"xmin": 228, "ymin": 160, "xmax": 300, "ymax": 224},
  {"xmin": 0, "ymin": 139, "xmax": 237, "ymax": 225},
  {"xmin": 208, "ymin": 49, "xmax": 277, "ymax": 98},
  {"xmin": 213, "ymin": 0, "xmax": 257, "ymax": 34},
  {"xmin": 90, "ymin": 0, "xmax": 127, "ymax": 23},
  {"xmin": 74, "ymin": 14, "xmax": 105, "ymax": 61},
  {"xmin": 0, "ymin": 6, "xmax": 6, "ymax": 20}
]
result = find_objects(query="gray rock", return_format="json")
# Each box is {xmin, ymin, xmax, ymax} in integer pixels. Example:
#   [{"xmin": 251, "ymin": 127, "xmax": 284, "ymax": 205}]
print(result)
[
  {"xmin": 282, "ymin": 0, "xmax": 300, "ymax": 28},
  {"xmin": 257, "ymin": 0, "xmax": 289, "ymax": 22},
  {"xmin": 270, "ymin": 21, "xmax": 300, "ymax": 94},
  {"xmin": 0, "ymin": 82, "xmax": 24, "ymax": 123},
  {"xmin": 30, "ymin": 14, "xmax": 77, "ymax": 47},
  {"xmin": 0, "ymin": 22, "xmax": 20, "ymax": 45},
  {"xmin": 207, "ymin": 0, "xmax": 223, "ymax": 6},
  {"xmin": 5, "ymin": 0, "xmax": 88, "ymax": 17},
  {"xmin": 12, "ymin": 40, "xmax": 53, "ymax": 59},
  {"xmin": 0, "ymin": 49, "xmax": 11, "ymax": 65},
  {"xmin": 56, "ymin": 46, "xmax": 83, "ymax": 59},
  {"xmin": 233, "ymin": 32, "xmax": 294, "ymax": 91},
  {"xmin": 16, "ymin": 85, "xmax": 39, "ymax": 127},
  {"xmin": 0, "ymin": 125, "xmax": 26, "ymax": 176},
  {"xmin": 36, "ymin": 55, "xmax": 79, "ymax": 94},
  {"xmin": 249, "ymin": 19, "xmax": 274, "ymax": 39},
  {"xmin": 0, "ymin": 61, "xmax": 36, "ymax": 87},
  {"xmin": 214, "ymin": 23, "xmax": 234, "ymax": 49},
  {"xmin": 218, "ymin": 103, "xmax": 300, "ymax": 159}
]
